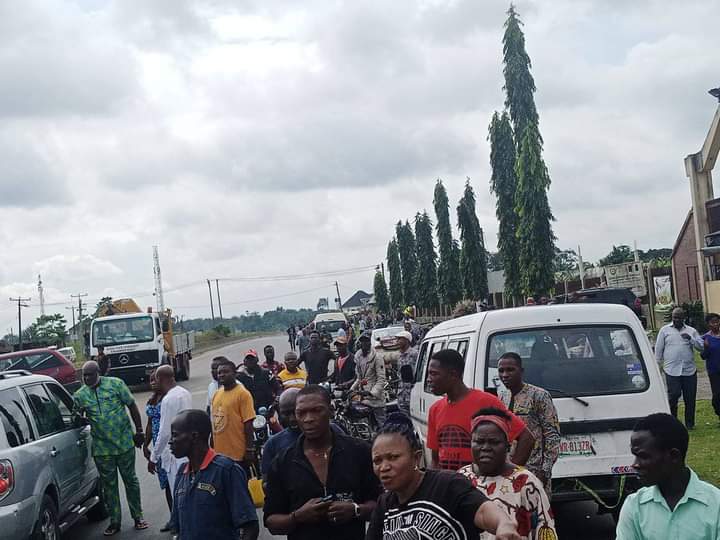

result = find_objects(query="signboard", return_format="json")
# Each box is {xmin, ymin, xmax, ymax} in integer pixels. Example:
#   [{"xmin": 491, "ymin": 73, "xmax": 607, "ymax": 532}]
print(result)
[
  {"xmin": 653, "ymin": 275, "xmax": 673, "ymax": 305},
  {"xmin": 604, "ymin": 262, "xmax": 646, "ymax": 297}
]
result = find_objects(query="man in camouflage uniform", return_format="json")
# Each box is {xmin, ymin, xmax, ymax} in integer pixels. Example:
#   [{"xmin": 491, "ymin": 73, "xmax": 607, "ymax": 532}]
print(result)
[
  {"xmin": 74, "ymin": 361, "xmax": 148, "ymax": 535},
  {"xmin": 396, "ymin": 330, "xmax": 418, "ymax": 414}
]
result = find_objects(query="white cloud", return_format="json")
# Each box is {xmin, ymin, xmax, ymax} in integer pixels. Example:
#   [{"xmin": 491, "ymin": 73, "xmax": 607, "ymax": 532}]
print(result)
[{"xmin": 1, "ymin": 0, "xmax": 719, "ymax": 332}]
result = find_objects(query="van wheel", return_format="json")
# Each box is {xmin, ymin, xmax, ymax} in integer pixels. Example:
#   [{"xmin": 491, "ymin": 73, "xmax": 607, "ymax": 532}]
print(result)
[
  {"xmin": 86, "ymin": 482, "xmax": 109, "ymax": 522},
  {"xmin": 31, "ymin": 495, "xmax": 59, "ymax": 540}
]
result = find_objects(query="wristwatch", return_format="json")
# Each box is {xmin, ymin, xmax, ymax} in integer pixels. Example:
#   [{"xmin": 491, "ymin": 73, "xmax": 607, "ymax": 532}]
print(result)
[{"xmin": 353, "ymin": 503, "xmax": 360, "ymax": 518}]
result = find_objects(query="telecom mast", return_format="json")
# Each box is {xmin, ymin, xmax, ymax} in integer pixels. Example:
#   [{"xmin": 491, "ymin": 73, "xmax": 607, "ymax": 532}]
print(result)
[
  {"xmin": 153, "ymin": 246, "xmax": 165, "ymax": 315},
  {"xmin": 38, "ymin": 274, "xmax": 46, "ymax": 316}
]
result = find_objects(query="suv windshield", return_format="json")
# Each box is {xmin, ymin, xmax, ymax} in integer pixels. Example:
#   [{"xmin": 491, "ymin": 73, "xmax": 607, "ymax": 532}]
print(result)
[
  {"xmin": 316, "ymin": 320, "xmax": 345, "ymax": 333},
  {"xmin": 486, "ymin": 325, "xmax": 648, "ymax": 397},
  {"xmin": 93, "ymin": 317, "xmax": 155, "ymax": 346}
]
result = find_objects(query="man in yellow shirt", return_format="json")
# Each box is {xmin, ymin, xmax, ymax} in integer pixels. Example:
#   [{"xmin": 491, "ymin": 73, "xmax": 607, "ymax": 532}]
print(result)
[
  {"xmin": 211, "ymin": 358, "xmax": 256, "ymax": 469},
  {"xmin": 277, "ymin": 351, "xmax": 307, "ymax": 391}
]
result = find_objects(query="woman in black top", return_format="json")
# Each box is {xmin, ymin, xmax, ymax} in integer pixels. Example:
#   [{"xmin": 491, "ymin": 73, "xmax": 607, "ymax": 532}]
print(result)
[{"xmin": 367, "ymin": 414, "xmax": 521, "ymax": 540}]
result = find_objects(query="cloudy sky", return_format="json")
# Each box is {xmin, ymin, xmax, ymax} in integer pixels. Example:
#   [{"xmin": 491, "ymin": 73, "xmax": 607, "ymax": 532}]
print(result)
[{"xmin": 1, "ymin": 0, "xmax": 719, "ymax": 332}]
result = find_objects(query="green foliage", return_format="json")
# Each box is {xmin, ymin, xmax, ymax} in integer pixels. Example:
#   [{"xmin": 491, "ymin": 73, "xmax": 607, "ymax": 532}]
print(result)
[
  {"xmin": 95, "ymin": 296, "xmax": 113, "ymax": 313},
  {"xmin": 452, "ymin": 299, "xmax": 478, "ymax": 319},
  {"xmin": 414, "ymin": 211, "xmax": 439, "ymax": 309},
  {"xmin": 373, "ymin": 271, "xmax": 391, "ymax": 314},
  {"xmin": 396, "ymin": 220, "xmax": 419, "ymax": 306},
  {"xmin": 23, "ymin": 314, "xmax": 67, "ymax": 346},
  {"xmin": 502, "ymin": 5, "xmax": 539, "ymax": 144},
  {"xmin": 598, "ymin": 245, "xmax": 672, "ymax": 267},
  {"xmin": 487, "ymin": 251, "xmax": 503, "ymax": 271},
  {"xmin": 213, "ymin": 324, "xmax": 232, "ymax": 337},
  {"xmin": 681, "ymin": 301, "xmax": 707, "ymax": 333},
  {"xmin": 181, "ymin": 308, "xmax": 316, "ymax": 334},
  {"xmin": 457, "ymin": 180, "xmax": 489, "ymax": 300},
  {"xmin": 433, "ymin": 180, "xmax": 463, "ymax": 306},
  {"xmin": 515, "ymin": 123, "xmax": 556, "ymax": 296},
  {"xmin": 489, "ymin": 111, "xmax": 521, "ymax": 299},
  {"xmin": 598, "ymin": 245, "xmax": 634, "ymax": 266},
  {"xmin": 554, "ymin": 248, "xmax": 578, "ymax": 274},
  {"xmin": 387, "ymin": 239, "xmax": 403, "ymax": 309}
]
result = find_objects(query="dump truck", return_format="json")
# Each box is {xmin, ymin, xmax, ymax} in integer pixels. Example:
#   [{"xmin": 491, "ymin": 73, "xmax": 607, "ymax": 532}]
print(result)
[{"xmin": 89, "ymin": 299, "xmax": 194, "ymax": 384}]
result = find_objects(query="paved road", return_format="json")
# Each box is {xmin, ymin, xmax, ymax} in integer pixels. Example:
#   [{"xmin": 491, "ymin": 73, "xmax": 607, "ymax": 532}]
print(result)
[{"xmin": 70, "ymin": 333, "xmax": 616, "ymax": 540}]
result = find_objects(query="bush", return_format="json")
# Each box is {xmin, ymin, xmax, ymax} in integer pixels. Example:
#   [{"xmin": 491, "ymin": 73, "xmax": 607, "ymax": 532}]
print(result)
[{"xmin": 213, "ymin": 324, "xmax": 232, "ymax": 338}]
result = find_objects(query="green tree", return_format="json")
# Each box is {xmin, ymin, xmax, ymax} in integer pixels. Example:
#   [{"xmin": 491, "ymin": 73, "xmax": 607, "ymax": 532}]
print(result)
[
  {"xmin": 515, "ymin": 123, "xmax": 556, "ymax": 296},
  {"xmin": 489, "ymin": 111, "xmax": 521, "ymax": 300},
  {"xmin": 554, "ymin": 248, "xmax": 578, "ymax": 274},
  {"xmin": 373, "ymin": 271, "xmax": 391, "ymax": 314},
  {"xmin": 387, "ymin": 239, "xmax": 403, "ymax": 309},
  {"xmin": 457, "ymin": 180, "xmax": 489, "ymax": 300},
  {"xmin": 487, "ymin": 251, "xmax": 503, "ymax": 271},
  {"xmin": 396, "ymin": 221, "xmax": 418, "ymax": 306},
  {"xmin": 503, "ymin": 5, "xmax": 539, "ymax": 144},
  {"xmin": 24, "ymin": 314, "xmax": 67, "ymax": 345},
  {"xmin": 414, "ymin": 211, "xmax": 439, "ymax": 309},
  {"xmin": 433, "ymin": 180, "xmax": 463, "ymax": 306},
  {"xmin": 598, "ymin": 245, "xmax": 634, "ymax": 266}
]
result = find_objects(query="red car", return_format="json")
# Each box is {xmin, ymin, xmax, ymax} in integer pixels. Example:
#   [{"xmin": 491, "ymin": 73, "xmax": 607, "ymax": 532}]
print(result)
[{"xmin": 0, "ymin": 348, "xmax": 80, "ymax": 392}]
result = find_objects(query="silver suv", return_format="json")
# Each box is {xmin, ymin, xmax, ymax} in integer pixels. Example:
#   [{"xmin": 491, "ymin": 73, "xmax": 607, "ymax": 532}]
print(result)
[{"xmin": 0, "ymin": 370, "xmax": 105, "ymax": 539}]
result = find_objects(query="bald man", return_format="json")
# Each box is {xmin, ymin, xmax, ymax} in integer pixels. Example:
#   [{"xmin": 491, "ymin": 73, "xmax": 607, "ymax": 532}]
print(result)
[
  {"xmin": 148, "ymin": 365, "xmax": 192, "ymax": 529},
  {"xmin": 73, "ymin": 361, "xmax": 148, "ymax": 534}
]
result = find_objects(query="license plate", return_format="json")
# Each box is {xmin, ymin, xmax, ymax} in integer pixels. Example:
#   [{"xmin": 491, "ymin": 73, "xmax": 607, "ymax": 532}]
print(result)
[{"xmin": 559, "ymin": 434, "xmax": 596, "ymax": 457}]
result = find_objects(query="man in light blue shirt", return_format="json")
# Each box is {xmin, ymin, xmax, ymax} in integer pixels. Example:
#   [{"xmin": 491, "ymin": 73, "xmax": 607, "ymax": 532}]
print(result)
[
  {"xmin": 616, "ymin": 413, "xmax": 720, "ymax": 540},
  {"xmin": 655, "ymin": 308, "xmax": 703, "ymax": 429}
]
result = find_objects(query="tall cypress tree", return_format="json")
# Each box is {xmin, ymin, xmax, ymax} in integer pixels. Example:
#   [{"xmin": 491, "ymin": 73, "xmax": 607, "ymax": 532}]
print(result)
[
  {"xmin": 456, "ymin": 181, "xmax": 489, "ymax": 300},
  {"xmin": 502, "ymin": 5, "xmax": 555, "ymax": 296},
  {"xmin": 489, "ymin": 111, "xmax": 521, "ymax": 302},
  {"xmin": 395, "ymin": 221, "xmax": 418, "ymax": 307},
  {"xmin": 433, "ymin": 180, "xmax": 463, "ymax": 307},
  {"xmin": 515, "ymin": 123, "xmax": 555, "ymax": 296},
  {"xmin": 414, "ymin": 211, "xmax": 439, "ymax": 309},
  {"xmin": 386, "ymin": 239, "xmax": 403, "ymax": 309},
  {"xmin": 373, "ymin": 271, "xmax": 390, "ymax": 315}
]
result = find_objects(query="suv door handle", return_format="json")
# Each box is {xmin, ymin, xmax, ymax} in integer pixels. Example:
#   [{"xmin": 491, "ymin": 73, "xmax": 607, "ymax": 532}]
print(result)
[{"xmin": 50, "ymin": 447, "xmax": 60, "ymax": 457}]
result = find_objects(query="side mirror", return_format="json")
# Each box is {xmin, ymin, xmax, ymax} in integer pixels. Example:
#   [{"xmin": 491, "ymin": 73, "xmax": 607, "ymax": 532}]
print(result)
[{"xmin": 73, "ymin": 415, "xmax": 90, "ymax": 428}]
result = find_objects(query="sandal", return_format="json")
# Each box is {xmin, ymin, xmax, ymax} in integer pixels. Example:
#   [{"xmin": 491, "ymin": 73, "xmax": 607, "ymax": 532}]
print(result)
[
  {"xmin": 104, "ymin": 524, "xmax": 121, "ymax": 536},
  {"xmin": 134, "ymin": 519, "xmax": 149, "ymax": 530}
]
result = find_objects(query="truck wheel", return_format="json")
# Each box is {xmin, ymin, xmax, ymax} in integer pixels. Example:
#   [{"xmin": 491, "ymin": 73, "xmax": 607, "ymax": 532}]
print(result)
[
  {"xmin": 31, "ymin": 494, "xmax": 59, "ymax": 540},
  {"xmin": 177, "ymin": 355, "xmax": 189, "ymax": 381}
]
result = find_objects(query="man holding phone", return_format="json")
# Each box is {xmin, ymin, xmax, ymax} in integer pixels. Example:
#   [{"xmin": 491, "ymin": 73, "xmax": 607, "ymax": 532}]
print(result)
[
  {"xmin": 264, "ymin": 385, "xmax": 381, "ymax": 540},
  {"xmin": 655, "ymin": 307, "xmax": 704, "ymax": 429}
]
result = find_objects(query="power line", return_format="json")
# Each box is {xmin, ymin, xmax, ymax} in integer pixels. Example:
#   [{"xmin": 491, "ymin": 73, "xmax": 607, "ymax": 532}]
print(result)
[{"xmin": 172, "ymin": 284, "xmax": 333, "ymax": 310}]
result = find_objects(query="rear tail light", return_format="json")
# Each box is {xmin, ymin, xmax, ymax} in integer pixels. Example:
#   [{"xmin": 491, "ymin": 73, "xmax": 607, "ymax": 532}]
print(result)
[
  {"xmin": 634, "ymin": 298, "xmax": 642, "ymax": 310},
  {"xmin": 0, "ymin": 460, "xmax": 14, "ymax": 501}
]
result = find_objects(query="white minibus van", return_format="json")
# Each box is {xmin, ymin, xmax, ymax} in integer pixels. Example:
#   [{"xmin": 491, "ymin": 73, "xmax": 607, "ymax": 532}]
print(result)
[{"xmin": 410, "ymin": 303, "xmax": 669, "ymax": 513}]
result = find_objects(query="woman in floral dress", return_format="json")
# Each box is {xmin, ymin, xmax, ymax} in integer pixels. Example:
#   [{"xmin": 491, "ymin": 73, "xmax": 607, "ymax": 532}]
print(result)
[
  {"xmin": 142, "ymin": 371, "xmax": 171, "ymax": 512},
  {"xmin": 459, "ymin": 407, "xmax": 558, "ymax": 540}
]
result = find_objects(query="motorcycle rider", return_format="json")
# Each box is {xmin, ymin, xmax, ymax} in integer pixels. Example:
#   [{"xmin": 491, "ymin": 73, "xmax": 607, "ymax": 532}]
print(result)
[
  {"xmin": 351, "ymin": 331, "xmax": 387, "ymax": 428},
  {"xmin": 237, "ymin": 349, "xmax": 277, "ymax": 410},
  {"xmin": 332, "ymin": 336, "xmax": 356, "ymax": 390}
]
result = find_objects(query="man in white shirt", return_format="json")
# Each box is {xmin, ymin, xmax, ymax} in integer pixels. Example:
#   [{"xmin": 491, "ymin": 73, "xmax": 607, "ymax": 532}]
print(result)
[
  {"xmin": 655, "ymin": 308, "xmax": 703, "ymax": 429},
  {"xmin": 206, "ymin": 356, "xmax": 222, "ymax": 414},
  {"xmin": 149, "ymin": 365, "xmax": 192, "ymax": 529}
]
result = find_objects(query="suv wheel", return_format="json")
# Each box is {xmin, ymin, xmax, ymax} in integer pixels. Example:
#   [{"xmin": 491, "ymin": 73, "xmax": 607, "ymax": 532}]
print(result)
[{"xmin": 31, "ymin": 494, "xmax": 59, "ymax": 540}]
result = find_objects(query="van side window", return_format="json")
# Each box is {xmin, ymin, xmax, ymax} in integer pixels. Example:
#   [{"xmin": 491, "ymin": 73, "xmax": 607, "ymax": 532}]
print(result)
[
  {"xmin": 447, "ymin": 339, "xmax": 469, "ymax": 359},
  {"xmin": 23, "ymin": 384, "xmax": 65, "ymax": 437},
  {"xmin": 0, "ymin": 388, "xmax": 35, "ymax": 447},
  {"xmin": 415, "ymin": 342, "xmax": 429, "ymax": 384},
  {"xmin": 423, "ymin": 340, "xmax": 447, "ymax": 392}
]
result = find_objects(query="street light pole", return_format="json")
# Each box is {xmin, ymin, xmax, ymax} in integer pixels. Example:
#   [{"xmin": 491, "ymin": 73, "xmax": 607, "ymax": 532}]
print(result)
[{"xmin": 9, "ymin": 297, "xmax": 31, "ymax": 350}]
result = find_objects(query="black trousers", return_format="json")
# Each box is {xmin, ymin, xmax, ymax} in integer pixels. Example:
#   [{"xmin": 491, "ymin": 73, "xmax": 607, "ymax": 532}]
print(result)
[
  {"xmin": 666, "ymin": 373, "xmax": 697, "ymax": 428},
  {"xmin": 708, "ymin": 372, "xmax": 720, "ymax": 418}
]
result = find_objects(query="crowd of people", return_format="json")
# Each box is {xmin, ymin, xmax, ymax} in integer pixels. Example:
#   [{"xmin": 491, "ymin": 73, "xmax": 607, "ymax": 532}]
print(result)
[{"xmin": 70, "ymin": 308, "xmax": 720, "ymax": 540}]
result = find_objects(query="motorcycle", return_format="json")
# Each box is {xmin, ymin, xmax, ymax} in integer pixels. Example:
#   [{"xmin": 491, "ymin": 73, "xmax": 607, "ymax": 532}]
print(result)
[
  {"xmin": 331, "ymin": 389, "xmax": 377, "ymax": 441},
  {"xmin": 252, "ymin": 404, "xmax": 277, "ymax": 468}
]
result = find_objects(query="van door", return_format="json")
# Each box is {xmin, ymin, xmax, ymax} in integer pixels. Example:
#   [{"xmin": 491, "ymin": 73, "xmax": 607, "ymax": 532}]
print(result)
[{"xmin": 410, "ymin": 338, "xmax": 447, "ymax": 444}]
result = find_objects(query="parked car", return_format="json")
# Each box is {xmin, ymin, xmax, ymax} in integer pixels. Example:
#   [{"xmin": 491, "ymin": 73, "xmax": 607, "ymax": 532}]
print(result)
[
  {"xmin": 410, "ymin": 303, "xmax": 669, "ymax": 516},
  {"xmin": 0, "ymin": 349, "xmax": 80, "ymax": 393},
  {"xmin": 370, "ymin": 326, "xmax": 405, "ymax": 351},
  {"xmin": 0, "ymin": 371, "xmax": 105, "ymax": 539},
  {"xmin": 566, "ymin": 287, "xmax": 643, "ymax": 319},
  {"xmin": 56, "ymin": 347, "xmax": 77, "ymax": 364}
]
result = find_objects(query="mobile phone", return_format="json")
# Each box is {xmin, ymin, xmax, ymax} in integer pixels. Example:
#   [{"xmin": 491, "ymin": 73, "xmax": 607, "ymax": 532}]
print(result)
[{"xmin": 319, "ymin": 494, "xmax": 335, "ymax": 503}]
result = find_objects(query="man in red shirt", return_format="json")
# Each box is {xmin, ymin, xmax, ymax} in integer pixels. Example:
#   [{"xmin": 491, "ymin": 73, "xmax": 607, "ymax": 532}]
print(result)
[{"xmin": 427, "ymin": 348, "xmax": 535, "ymax": 471}]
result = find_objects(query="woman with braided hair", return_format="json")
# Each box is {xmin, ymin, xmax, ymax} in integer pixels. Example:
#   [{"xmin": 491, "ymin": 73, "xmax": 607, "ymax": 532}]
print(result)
[
  {"xmin": 458, "ymin": 407, "xmax": 557, "ymax": 540},
  {"xmin": 366, "ymin": 413, "xmax": 522, "ymax": 540}
]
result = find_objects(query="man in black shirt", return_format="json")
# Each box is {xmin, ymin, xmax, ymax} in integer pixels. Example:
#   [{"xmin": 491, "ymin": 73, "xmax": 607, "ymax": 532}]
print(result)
[
  {"xmin": 237, "ymin": 349, "xmax": 276, "ymax": 410},
  {"xmin": 264, "ymin": 385, "xmax": 381, "ymax": 540},
  {"xmin": 331, "ymin": 337, "xmax": 356, "ymax": 390},
  {"xmin": 299, "ymin": 331, "xmax": 335, "ymax": 384}
]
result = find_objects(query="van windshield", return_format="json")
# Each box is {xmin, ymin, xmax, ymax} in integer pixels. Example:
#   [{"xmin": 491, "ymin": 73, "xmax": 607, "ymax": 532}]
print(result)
[
  {"xmin": 316, "ymin": 320, "xmax": 345, "ymax": 333},
  {"xmin": 93, "ymin": 317, "xmax": 155, "ymax": 346},
  {"xmin": 486, "ymin": 325, "xmax": 648, "ymax": 397}
]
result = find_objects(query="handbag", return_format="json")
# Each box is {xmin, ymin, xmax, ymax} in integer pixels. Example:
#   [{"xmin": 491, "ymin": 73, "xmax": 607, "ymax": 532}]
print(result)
[{"xmin": 247, "ymin": 465, "xmax": 265, "ymax": 507}]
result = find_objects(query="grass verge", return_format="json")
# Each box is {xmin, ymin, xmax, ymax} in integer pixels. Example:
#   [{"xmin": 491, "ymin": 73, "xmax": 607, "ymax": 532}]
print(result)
[{"xmin": 679, "ymin": 400, "xmax": 720, "ymax": 486}]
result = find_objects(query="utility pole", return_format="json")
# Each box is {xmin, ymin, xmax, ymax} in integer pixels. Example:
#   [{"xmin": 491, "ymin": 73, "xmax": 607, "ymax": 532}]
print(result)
[
  {"xmin": 71, "ymin": 293, "xmax": 88, "ymax": 339},
  {"xmin": 153, "ymin": 246, "xmax": 165, "ymax": 315},
  {"xmin": 578, "ymin": 245, "xmax": 586, "ymax": 290},
  {"xmin": 334, "ymin": 281, "xmax": 343, "ymax": 312},
  {"xmin": 38, "ymin": 275, "xmax": 46, "ymax": 316},
  {"xmin": 215, "ymin": 279, "xmax": 224, "ymax": 320},
  {"xmin": 206, "ymin": 279, "xmax": 215, "ymax": 321},
  {"xmin": 65, "ymin": 306, "xmax": 76, "ymax": 339},
  {"xmin": 9, "ymin": 297, "xmax": 31, "ymax": 350}
]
